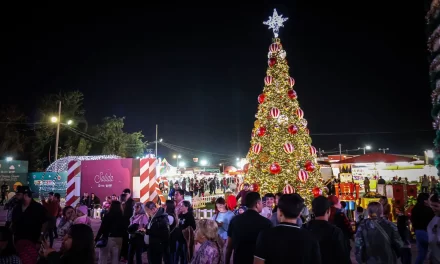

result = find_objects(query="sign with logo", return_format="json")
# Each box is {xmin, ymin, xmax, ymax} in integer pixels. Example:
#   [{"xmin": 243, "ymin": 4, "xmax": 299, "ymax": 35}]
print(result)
[
  {"xmin": 80, "ymin": 159, "xmax": 133, "ymax": 200},
  {"xmin": 28, "ymin": 172, "xmax": 68, "ymax": 197},
  {"xmin": 0, "ymin": 160, "xmax": 28, "ymax": 192}
]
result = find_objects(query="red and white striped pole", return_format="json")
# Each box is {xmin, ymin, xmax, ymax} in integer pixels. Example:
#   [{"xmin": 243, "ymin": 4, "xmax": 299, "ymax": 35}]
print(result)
[{"xmin": 66, "ymin": 161, "xmax": 80, "ymax": 206}]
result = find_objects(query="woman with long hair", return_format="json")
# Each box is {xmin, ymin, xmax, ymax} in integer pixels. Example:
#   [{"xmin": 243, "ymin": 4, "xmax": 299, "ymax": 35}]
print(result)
[
  {"xmin": 42, "ymin": 224, "xmax": 95, "ymax": 264},
  {"xmin": 191, "ymin": 219, "xmax": 223, "ymax": 264},
  {"xmin": 57, "ymin": 206, "xmax": 76, "ymax": 238},
  {"xmin": 95, "ymin": 201, "xmax": 126, "ymax": 264},
  {"xmin": 127, "ymin": 202, "xmax": 148, "ymax": 264},
  {"xmin": 211, "ymin": 197, "xmax": 234, "ymax": 243},
  {"xmin": 165, "ymin": 200, "xmax": 178, "ymax": 264},
  {"xmin": 176, "ymin": 201, "xmax": 196, "ymax": 264}
]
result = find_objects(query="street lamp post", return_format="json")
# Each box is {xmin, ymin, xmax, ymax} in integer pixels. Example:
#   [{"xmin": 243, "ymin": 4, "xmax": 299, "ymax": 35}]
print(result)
[
  {"xmin": 54, "ymin": 101, "xmax": 61, "ymax": 161},
  {"xmin": 358, "ymin": 145, "xmax": 372, "ymax": 154},
  {"xmin": 379, "ymin": 148, "xmax": 389, "ymax": 153}
]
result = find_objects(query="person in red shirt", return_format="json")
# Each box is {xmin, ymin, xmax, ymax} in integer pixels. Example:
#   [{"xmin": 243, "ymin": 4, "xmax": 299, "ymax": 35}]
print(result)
[
  {"xmin": 236, "ymin": 183, "xmax": 250, "ymax": 206},
  {"xmin": 41, "ymin": 192, "xmax": 61, "ymax": 247}
]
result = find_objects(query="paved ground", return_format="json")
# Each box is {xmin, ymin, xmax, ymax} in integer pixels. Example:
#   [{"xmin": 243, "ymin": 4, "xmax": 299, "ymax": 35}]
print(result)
[{"xmin": 0, "ymin": 205, "xmax": 427, "ymax": 264}]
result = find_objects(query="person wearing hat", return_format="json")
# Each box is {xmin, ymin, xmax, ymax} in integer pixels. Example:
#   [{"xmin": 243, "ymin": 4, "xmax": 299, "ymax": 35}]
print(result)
[{"xmin": 11, "ymin": 185, "xmax": 48, "ymax": 264}]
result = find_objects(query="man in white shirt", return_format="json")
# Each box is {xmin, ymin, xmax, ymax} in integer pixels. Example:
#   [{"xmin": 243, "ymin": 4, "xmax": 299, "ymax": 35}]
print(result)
[
  {"xmin": 261, "ymin": 193, "xmax": 275, "ymax": 219},
  {"xmin": 428, "ymin": 193, "xmax": 440, "ymax": 264}
]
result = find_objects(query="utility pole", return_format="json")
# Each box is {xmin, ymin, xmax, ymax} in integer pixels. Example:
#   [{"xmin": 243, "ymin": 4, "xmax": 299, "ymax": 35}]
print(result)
[
  {"xmin": 379, "ymin": 148, "xmax": 389, "ymax": 153},
  {"xmin": 339, "ymin": 143, "xmax": 342, "ymax": 161},
  {"xmin": 155, "ymin": 124, "xmax": 158, "ymax": 157},
  {"xmin": 54, "ymin": 101, "xmax": 61, "ymax": 161}
]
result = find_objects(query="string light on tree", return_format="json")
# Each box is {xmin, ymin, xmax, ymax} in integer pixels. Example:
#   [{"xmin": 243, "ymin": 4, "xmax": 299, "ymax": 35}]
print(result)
[{"xmin": 245, "ymin": 9, "xmax": 323, "ymax": 205}]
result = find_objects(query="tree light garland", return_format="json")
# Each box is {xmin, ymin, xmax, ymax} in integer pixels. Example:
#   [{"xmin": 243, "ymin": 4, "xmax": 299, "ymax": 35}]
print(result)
[{"xmin": 46, "ymin": 155, "xmax": 121, "ymax": 172}]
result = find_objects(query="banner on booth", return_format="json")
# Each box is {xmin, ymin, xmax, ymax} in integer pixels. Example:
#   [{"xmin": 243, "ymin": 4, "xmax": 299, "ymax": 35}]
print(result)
[
  {"xmin": 80, "ymin": 159, "xmax": 133, "ymax": 200},
  {"xmin": 28, "ymin": 172, "xmax": 68, "ymax": 197},
  {"xmin": 0, "ymin": 160, "xmax": 28, "ymax": 192}
]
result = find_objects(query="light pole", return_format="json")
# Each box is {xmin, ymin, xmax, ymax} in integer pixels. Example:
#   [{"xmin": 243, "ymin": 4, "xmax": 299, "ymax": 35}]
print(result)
[
  {"xmin": 219, "ymin": 163, "xmax": 225, "ymax": 172},
  {"xmin": 379, "ymin": 148, "xmax": 389, "ymax": 153},
  {"xmin": 50, "ymin": 101, "xmax": 73, "ymax": 161},
  {"xmin": 173, "ymin": 154, "xmax": 181, "ymax": 170},
  {"xmin": 358, "ymin": 145, "xmax": 371, "ymax": 154}
]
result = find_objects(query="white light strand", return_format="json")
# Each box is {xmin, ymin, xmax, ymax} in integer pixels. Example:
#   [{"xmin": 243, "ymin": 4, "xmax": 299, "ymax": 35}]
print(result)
[
  {"xmin": 263, "ymin": 9, "xmax": 288, "ymax": 38},
  {"xmin": 46, "ymin": 155, "xmax": 121, "ymax": 172}
]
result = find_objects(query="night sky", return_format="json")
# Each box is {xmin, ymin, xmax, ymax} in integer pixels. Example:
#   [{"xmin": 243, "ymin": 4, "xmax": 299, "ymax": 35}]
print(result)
[{"xmin": 1, "ymin": 3, "xmax": 433, "ymax": 164}]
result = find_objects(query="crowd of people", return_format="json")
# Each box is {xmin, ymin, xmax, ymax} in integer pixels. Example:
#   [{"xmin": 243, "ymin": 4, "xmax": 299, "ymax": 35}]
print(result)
[{"xmin": 0, "ymin": 178, "xmax": 438, "ymax": 264}]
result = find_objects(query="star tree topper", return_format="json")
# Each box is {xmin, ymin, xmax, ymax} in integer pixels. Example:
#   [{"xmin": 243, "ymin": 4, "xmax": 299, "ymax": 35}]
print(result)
[{"xmin": 263, "ymin": 9, "xmax": 288, "ymax": 38}]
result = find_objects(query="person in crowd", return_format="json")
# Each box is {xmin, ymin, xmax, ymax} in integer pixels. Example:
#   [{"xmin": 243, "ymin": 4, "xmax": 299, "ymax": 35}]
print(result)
[
  {"xmin": 340, "ymin": 201, "xmax": 347, "ymax": 215},
  {"xmin": 189, "ymin": 178, "xmax": 194, "ymax": 197},
  {"xmin": 111, "ymin": 194, "xmax": 117, "ymax": 201},
  {"xmin": 235, "ymin": 206, "xmax": 247, "ymax": 215},
  {"xmin": 377, "ymin": 176, "xmax": 386, "ymax": 185},
  {"xmin": 101, "ymin": 196, "xmax": 112, "ymax": 220},
  {"xmin": 57, "ymin": 206, "xmax": 76, "ymax": 238},
  {"xmin": 427, "ymin": 193, "xmax": 440, "ymax": 264},
  {"xmin": 225, "ymin": 192, "xmax": 272, "ymax": 264},
  {"xmin": 355, "ymin": 202, "xmax": 403, "ymax": 264},
  {"xmin": 176, "ymin": 201, "xmax": 196, "ymax": 264},
  {"xmin": 397, "ymin": 215, "xmax": 412, "ymax": 264},
  {"xmin": 199, "ymin": 180, "xmax": 205, "ymax": 197},
  {"xmin": 254, "ymin": 194, "xmax": 321, "ymax": 264},
  {"xmin": 270, "ymin": 192, "xmax": 283, "ymax": 226},
  {"xmin": 194, "ymin": 180, "xmax": 199, "ymax": 197},
  {"xmin": 235, "ymin": 183, "xmax": 250, "ymax": 206},
  {"xmin": 327, "ymin": 195, "xmax": 353, "ymax": 258},
  {"xmin": 90, "ymin": 193, "xmax": 100, "ymax": 208},
  {"xmin": 95, "ymin": 200, "xmax": 126, "ymax": 264},
  {"xmin": 174, "ymin": 189, "xmax": 185, "ymax": 216},
  {"xmin": 144, "ymin": 201, "xmax": 170, "ymax": 264},
  {"xmin": 164, "ymin": 200, "xmax": 178, "ymax": 264},
  {"xmin": 209, "ymin": 178, "xmax": 216, "ymax": 195},
  {"xmin": 364, "ymin": 177, "xmax": 370, "ymax": 193},
  {"xmin": 355, "ymin": 206, "xmax": 366, "ymax": 231},
  {"xmin": 79, "ymin": 192, "xmax": 91, "ymax": 208},
  {"xmin": 182, "ymin": 178, "xmax": 187, "ymax": 193},
  {"xmin": 379, "ymin": 196, "xmax": 391, "ymax": 221},
  {"xmin": 422, "ymin": 175, "xmax": 430, "ymax": 193},
  {"xmin": 222, "ymin": 178, "xmax": 227, "ymax": 193},
  {"xmin": 0, "ymin": 181, "xmax": 8, "ymax": 206},
  {"xmin": 304, "ymin": 196, "xmax": 350, "ymax": 264},
  {"xmin": 121, "ymin": 188, "xmax": 135, "ymax": 261},
  {"xmin": 260, "ymin": 193, "xmax": 275, "ymax": 219},
  {"xmin": 0, "ymin": 226, "xmax": 21, "ymax": 263},
  {"xmin": 169, "ymin": 183, "xmax": 180, "ymax": 200},
  {"xmin": 73, "ymin": 205, "xmax": 91, "ymax": 226},
  {"xmin": 431, "ymin": 176, "xmax": 439, "ymax": 194},
  {"xmin": 127, "ymin": 202, "xmax": 149, "ymax": 264},
  {"xmin": 41, "ymin": 224, "xmax": 95, "ymax": 264},
  {"xmin": 211, "ymin": 197, "xmax": 235, "ymax": 243},
  {"xmin": 411, "ymin": 192, "xmax": 434, "ymax": 264},
  {"xmin": 4, "ymin": 194, "xmax": 18, "ymax": 228},
  {"xmin": 191, "ymin": 219, "xmax": 223, "ymax": 264},
  {"xmin": 42, "ymin": 192, "xmax": 62, "ymax": 247},
  {"xmin": 12, "ymin": 186, "xmax": 47, "ymax": 264}
]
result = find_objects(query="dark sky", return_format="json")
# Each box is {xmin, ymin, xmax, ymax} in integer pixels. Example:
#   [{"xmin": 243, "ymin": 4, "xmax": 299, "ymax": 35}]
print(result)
[{"xmin": 1, "ymin": 3, "xmax": 433, "ymax": 164}]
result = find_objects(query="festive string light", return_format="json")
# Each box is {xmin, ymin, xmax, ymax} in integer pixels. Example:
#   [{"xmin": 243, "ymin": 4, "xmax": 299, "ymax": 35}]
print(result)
[{"xmin": 46, "ymin": 155, "xmax": 121, "ymax": 172}]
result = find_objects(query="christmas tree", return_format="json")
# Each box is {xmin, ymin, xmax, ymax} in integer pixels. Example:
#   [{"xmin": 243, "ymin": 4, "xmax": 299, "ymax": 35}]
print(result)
[{"xmin": 245, "ymin": 9, "xmax": 323, "ymax": 204}]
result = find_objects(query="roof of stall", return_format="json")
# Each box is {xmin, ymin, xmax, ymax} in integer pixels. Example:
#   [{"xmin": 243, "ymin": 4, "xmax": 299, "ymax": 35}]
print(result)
[{"xmin": 333, "ymin": 153, "xmax": 417, "ymax": 164}]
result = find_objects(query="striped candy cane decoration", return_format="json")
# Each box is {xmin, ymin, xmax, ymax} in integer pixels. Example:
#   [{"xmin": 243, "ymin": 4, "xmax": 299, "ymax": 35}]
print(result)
[
  {"xmin": 66, "ymin": 161, "xmax": 80, "ymax": 206},
  {"xmin": 140, "ymin": 158, "xmax": 156, "ymax": 203}
]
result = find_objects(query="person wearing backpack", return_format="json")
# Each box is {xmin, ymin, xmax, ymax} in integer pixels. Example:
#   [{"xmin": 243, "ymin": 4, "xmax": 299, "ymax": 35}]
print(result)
[
  {"xmin": 304, "ymin": 196, "xmax": 351, "ymax": 264},
  {"xmin": 355, "ymin": 202, "xmax": 404, "ymax": 264}
]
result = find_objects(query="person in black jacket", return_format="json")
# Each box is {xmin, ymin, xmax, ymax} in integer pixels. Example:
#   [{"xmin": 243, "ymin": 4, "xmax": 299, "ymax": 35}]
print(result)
[
  {"xmin": 175, "ymin": 200, "xmax": 196, "ymax": 264},
  {"xmin": 304, "ymin": 196, "xmax": 351, "ymax": 264},
  {"xmin": 95, "ymin": 201, "xmax": 126, "ymax": 264},
  {"xmin": 410, "ymin": 192, "xmax": 435, "ymax": 264},
  {"xmin": 121, "ymin": 188, "xmax": 135, "ymax": 261},
  {"xmin": 145, "ymin": 201, "xmax": 170, "ymax": 264}
]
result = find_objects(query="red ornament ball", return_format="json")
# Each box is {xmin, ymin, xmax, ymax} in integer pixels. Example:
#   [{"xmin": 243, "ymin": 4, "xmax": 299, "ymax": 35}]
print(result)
[
  {"xmin": 312, "ymin": 187, "xmax": 322, "ymax": 198},
  {"xmin": 257, "ymin": 127, "xmax": 266, "ymax": 137},
  {"xmin": 288, "ymin": 124, "xmax": 298, "ymax": 135},
  {"xmin": 305, "ymin": 163, "xmax": 316, "ymax": 172},
  {"xmin": 269, "ymin": 162, "xmax": 281, "ymax": 174},
  {"xmin": 251, "ymin": 183, "xmax": 260, "ymax": 192},
  {"xmin": 268, "ymin": 58, "xmax": 277, "ymax": 67},
  {"xmin": 287, "ymin": 89, "xmax": 297, "ymax": 99},
  {"xmin": 258, "ymin": 94, "xmax": 265, "ymax": 104}
]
